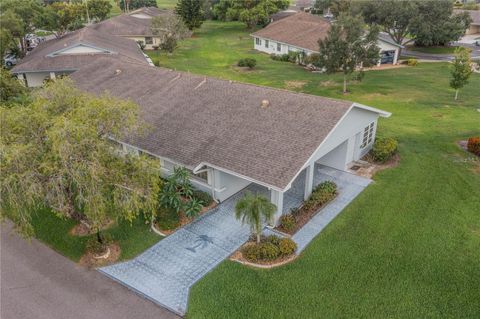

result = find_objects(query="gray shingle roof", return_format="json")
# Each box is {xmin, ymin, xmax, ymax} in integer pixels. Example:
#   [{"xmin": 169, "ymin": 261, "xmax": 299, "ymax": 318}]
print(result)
[
  {"xmin": 70, "ymin": 59, "xmax": 354, "ymax": 190},
  {"xmin": 252, "ymin": 12, "xmax": 331, "ymax": 52},
  {"xmin": 88, "ymin": 7, "xmax": 171, "ymax": 37},
  {"xmin": 12, "ymin": 27, "xmax": 149, "ymax": 73}
]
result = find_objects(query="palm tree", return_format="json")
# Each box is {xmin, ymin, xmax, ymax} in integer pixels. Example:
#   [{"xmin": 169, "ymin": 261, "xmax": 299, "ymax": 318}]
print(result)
[{"xmin": 235, "ymin": 192, "xmax": 277, "ymax": 244}]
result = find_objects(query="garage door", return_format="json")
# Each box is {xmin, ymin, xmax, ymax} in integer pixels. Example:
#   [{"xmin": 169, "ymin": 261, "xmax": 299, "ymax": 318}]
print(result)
[{"xmin": 380, "ymin": 50, "xmax": 395, "ymax": 64}]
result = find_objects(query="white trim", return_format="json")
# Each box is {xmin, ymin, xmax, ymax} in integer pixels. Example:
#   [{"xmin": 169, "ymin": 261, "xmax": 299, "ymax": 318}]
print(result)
[{"xmin": 47, "ymin": 43, "xmax": 117, "ymax": 57}]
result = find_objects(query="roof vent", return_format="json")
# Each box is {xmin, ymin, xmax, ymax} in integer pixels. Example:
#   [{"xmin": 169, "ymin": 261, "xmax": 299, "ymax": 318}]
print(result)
[
  {"xmin": 261, "ymin": 99, "xmax": 270, "ymax": 108},
  {"xmin": 115, "ymin": 69, "xmax": 122, "ymax": 75}
]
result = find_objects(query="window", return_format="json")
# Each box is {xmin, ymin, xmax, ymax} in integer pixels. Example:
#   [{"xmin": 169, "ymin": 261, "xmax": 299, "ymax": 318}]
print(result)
[
  {"xmin": 360, "ymin": 122, "xmax": 375, "ymax": 149},
  {"xmin": 255, "ymin": 37, "xmax": 261, "ymax": 45},
  {"xmin": 277, "ymin": 42, "xmax": 281, "ymax": 52},
  {"xmin": 145, "ymin": 37, "xmax": 153, "ymax": 45},
  {"xmin": 265, "ymin": 40, "xmax": 269, "ymax": 48}
]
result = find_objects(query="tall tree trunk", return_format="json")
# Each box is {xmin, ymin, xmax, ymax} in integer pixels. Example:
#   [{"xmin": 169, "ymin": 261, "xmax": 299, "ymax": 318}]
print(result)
[
  {"xmin": 256, "ymin": 232, "xmax": 261, "ymax": 244},
  {"xmin": 455, "ymin": 89, "xmax": 459, "ymax": 101},
  {"xmin": 343, "ymin": 74, "xmax": 347, "ymax": 94},
  {"xmin": 96, "ymin": 229, "xmax": 103, "ymax": 244}
]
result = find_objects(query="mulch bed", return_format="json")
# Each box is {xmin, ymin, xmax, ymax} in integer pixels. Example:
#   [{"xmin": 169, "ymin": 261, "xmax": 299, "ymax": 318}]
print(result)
[
  {"xmin": 275, "ymin": 195, "xmax": 337, "ymax": 235},
  {"xmin": 154, "ymin": 201, "xmax": 217, "ymax": 236},
  {"xmin": 230, "ymin": 241, "xmax": 297, "ymax": 268},
  {"xmin": 79, "ymin": 242, "xmax": 121, "ymax": 268},
  {"xmin": 352, "ymin": 153, "xmax": 401, "ymax": 179}
]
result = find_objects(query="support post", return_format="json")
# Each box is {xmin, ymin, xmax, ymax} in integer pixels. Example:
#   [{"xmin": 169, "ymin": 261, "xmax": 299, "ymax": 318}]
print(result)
[
  {"xmin": 270, "ymin": 189, "xmax": 284, "ymax": 226},
  {"xmin": 304, "ymin": 162, "xmax": 314, "ymax": 201},
  {"xmin": 49, "ymin": 72, "xmax": 56, "ymax": 80}
]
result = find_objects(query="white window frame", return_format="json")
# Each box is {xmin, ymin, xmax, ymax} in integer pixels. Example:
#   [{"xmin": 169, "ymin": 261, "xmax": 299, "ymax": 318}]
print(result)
[
  {"xmin": 360, "ymin": 122, "xmax": 375, "ymax": 149},
  {"xmin": 276, "ymin": 42, "xmax": 281, "ymax": 52},
  {"xmin": 255, "ymin": 37, "xmax": 261, "ymax": 45},
  {"xmin": 265, "ymin": 39, "xmax": 269, "ymax": 48}
]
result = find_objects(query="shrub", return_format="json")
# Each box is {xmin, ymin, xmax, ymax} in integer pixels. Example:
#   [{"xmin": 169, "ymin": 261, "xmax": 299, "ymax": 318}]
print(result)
[
  {"xmin": 278, "ymin": 238, "xmax": 297, "ymax": 256},
  {"xmin": 304, "ymin": 53, "xmax": 320, "ymax": 65},
  {"xmin": 265, "ymin": 234, "xmax": 281, "ymax": 246},
  {"xmin": 279, "ymin": 214, "xmax": 296, "ymax": 232},
  {"xmin": 86, "ymin": 233, "xmax": 112, "ymax": 255},
  {"xmin": 238, "ymin": 58, "xmax": 257, "ymax": 69},
  {"xmin": 241, "ymin": 244, "xmax": 261, "ymax": 262},
  {"xmin": 155, "ymin": 207, "xmax": 180, "ymax": 230},
  {"xmin": 467, "ymin": 137, "xmax": 480, "ymax": 156},
  {"xmin": 270, "ymin": 53, "xmax": 290, "ymax": 62},
  {"xmin": 258, "ymin": 242, "xmax": 280, "ymax": 260},
  {"xmin": 371, "ymin": 137, "xmax": 398, "ymax": 162},
  {"xmin": 192, "ymin": 190, "xmax": 213, "ymax": 206},
  {"xmin": 407, "ymin": 58, "xmax": 418, "ymax": 66},
  {"xmin": 184, "ymin": 198, "xmax": 203, "ymax": 218},
  {"xmin": 314, "ymin": 180, "xmax": 337, "ymax": 194}
]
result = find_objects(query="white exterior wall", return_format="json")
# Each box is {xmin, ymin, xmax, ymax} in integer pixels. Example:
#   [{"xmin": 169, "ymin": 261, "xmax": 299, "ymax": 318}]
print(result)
[
  {"xmin": 212, "ymin": 170, "xmax": 251, "ymax": 202},
  {"xmin": 57, "ymin": 45, "xmax": 106, "ymax": 55},
  {"xmin": 253, "ymin": 37, "xmax": 316, "ymax": 56},
  {"xmin": 308, "ymin": 107, "xmax": 380, "ymax": 171},
  {"xmin": 465, "ymin": 24, "xmax": 480, "ymax": 35},
  {"xmin": 20, "ymin": 71, "xmax": 75, "ymax": 87},
  {"xmin": 126, "ymin": 36, "xmax": 161, "ymax": 50},
  {"xmin": 377, "ymin": 40, "xmax": 400, "ymax": 65}
]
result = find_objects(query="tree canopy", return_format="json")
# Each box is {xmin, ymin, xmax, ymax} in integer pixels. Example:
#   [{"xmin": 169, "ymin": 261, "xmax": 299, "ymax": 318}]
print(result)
[
  {"xmin": 316, "ymin": 13, "xmax": 380, "ymax": 93},
  {"xmin": 151, "ymin": 13, "xmax": 191, "ymax": 53},
  {"xmin": 450, "ymin": 47, "xmax": 473, "ymax": 100},
  {"xmin": 175, "ymin": 0, "xmax": 205, "ymax": 31},
  {"xmin": 0, "ymin": 79, "xmax": 161, "ymax": 238},
  {"xmin": 212, "ymin": 0, "xmax": 289, "ymax": 29}
]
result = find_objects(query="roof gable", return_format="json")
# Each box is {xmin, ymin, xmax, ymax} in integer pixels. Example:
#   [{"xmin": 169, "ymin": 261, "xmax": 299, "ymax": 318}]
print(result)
[{"xmin": 48, "ymin": 43, "xmax": 114, "ymax": 57}]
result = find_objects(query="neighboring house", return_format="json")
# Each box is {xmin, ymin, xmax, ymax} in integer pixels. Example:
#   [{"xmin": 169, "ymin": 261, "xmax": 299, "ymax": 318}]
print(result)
[
  {"xmin": 71, "ymin": 59, "xmax": 391, "ymax": 224},
  {"xmin": 455, "ymin": 9, "xmax": 480, "ymax": 35},
  {"xmin": 88, "ymin": 7, "xmax": 170, "ymax": 50},
  {"xmin": 252, "ymin": 12, "xmax": 404, "ymax": 65},
  {"xmin": 11, "ymin": 27, "xmax": 151, "ymax": 87}
]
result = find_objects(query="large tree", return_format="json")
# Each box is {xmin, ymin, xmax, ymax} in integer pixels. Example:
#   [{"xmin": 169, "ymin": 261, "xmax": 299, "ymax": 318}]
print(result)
[
  {"xmin": 316, "ymin": 13, "xmax": 380, "ymax": 93},
  {"xmin": 450, "ymin": 47, "xmax": 473, "ymax": 101},
  {"xmin": 361, "ymin": 0, "xmax": 472, "ymax": 47},
  {"xmin": 40, "ymin": 2, "xmax": 86, "ymax": 38},
  {"xmin": 212, "ymin": 0, "xmax": 289, "ymax": 28},
  {"xmin": 410, "ymin": 0, "xmax": 471, "ymax": 46},
  {"xmin": 235, "ymin": 192, "xmax": 276, "ymax": 244},
  {"xmin": 150, "ymin": 12, "xmax": 191, "ymax": 53},
  {"xmin": 87, "ymin": 0, "xmax": 113, "ymax": 22},
  {"xmin": 0, "ymin": 0, "xmax": 44, "ymax": 55},
  {"xmin": 175, "ymin": 0, "xmax": 205, "ymax": 31},
  {"xmin": 0, "ymin": 79, "xmax": 161, "ymax": 240},
  {"xmin": 119, "ymin": 0, "xmax": 157, "ymax": 12}
]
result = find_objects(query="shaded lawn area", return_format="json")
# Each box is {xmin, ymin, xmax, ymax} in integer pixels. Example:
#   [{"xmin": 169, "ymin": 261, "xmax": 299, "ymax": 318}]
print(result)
[
  {"xmin": 408, "ymin": 45, "xmax": 458, "ymax": 54},
  {"xmin": 31, "ymin": 208, "xmax": 161, "ymax": 262},
  {"xmin": 145, "ymin": 21, "xmax": 480, "ymax": 318}
]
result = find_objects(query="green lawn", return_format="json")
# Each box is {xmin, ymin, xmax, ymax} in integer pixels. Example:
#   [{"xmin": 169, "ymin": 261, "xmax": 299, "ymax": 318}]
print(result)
[
  {"xmin": 31, "ymin": 208, "xmax": 161, "ymax": 262},
  {"xmin": 408, "ymin": 45, "xmax": 458, "ymax": 54},
  {"xmin": 156, "ymin": 0, "xmax": 177, "ymax": 9},
  {"xmin": 144, "ymin": 21, "xmax": 480, "ymax": 318}
]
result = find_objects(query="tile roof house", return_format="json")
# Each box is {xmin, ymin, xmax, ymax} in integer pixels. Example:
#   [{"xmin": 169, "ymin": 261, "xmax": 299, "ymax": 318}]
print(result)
[
  {"xmin": 11, "ymin": 27, "xmax": 151, "ymax": 87},
  {"xmin": 88, "ymin": 7, "xmax": 171, "ymax": 49},
  {"xmin": 251, "ymin": 12, "xmax": 404, "ymax": 65},
  {"xmin": 70, "ymin": 58, "xmax": 390, "ymax": 224}
]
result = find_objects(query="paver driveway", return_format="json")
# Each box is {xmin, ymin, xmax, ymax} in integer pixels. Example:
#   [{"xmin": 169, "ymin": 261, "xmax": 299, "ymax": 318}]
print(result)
[{"xmin": 99, "ymin": 165, "xmax": 371, "ymax": 315}]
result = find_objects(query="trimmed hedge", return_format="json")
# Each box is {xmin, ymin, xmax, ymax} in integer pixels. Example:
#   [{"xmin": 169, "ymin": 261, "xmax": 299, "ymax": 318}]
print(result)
[
  {"xmin": 279, "ymin": 214, "xmax": 296, "ymax": 232},
  {"xmin": 467, "ymin": 137, "xmax": 480, "ymax": 156},
  {"xmin": 407, "ymin": 58, "xmax": 418, "ymax": 66},
  {"xmin": 371, "ymin": 137, "xmax": 398, "ymax": 162}
]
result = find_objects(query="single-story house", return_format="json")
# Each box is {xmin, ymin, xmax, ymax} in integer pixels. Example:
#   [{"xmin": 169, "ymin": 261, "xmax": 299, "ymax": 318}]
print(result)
[
  {"xmin": 252, "ymin": 12, "xmax": 404, "ymax": 65},
  {"xmin": 88, "ymin": 7, "xmax": 170, "ymax": 50},
  {"xmin": 11, "ymin": 27, "xmax": 151, "ymax": 87},
  {"xmin": 70, "ymin": 58, "xmax": 391, "ymax": 224},
  {"xmin": 455, "ymin": 9, "xmax": 480, "ymax": 35}
]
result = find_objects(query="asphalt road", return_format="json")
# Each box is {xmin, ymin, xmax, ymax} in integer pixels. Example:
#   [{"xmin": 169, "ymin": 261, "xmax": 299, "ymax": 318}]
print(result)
[{"xmin": 0, "ymin": 222, "xmax": 180, "ymax": 319}]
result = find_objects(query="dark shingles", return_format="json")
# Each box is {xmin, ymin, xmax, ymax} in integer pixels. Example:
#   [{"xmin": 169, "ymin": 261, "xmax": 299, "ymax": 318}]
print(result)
[{"xmin": 71, "ymin": 59, "xmax": 353, "ymax": 190}]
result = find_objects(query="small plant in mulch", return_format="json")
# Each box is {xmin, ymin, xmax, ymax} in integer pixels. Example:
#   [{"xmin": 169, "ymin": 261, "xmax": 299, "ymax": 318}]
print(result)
[
  {"xmin": 276, "ymin": 181, "xmax": 338, "ymax": 235},
  {"xmin": 80, "ymin": 232, "xmax": 121, "ymax": 268},
  {"xmin": 370, "ymin": 137, "xmax": 398, "ymax": 163},
  {"xmin": 239, "ymin": 235, "xmax": 297, "ymax": 265}
]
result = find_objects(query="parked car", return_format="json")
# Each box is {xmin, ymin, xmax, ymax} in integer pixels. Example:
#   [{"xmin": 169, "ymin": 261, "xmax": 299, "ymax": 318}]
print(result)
[{"xmin": 4, "ymin": 54, "xmax": 17, "ymax": 67}]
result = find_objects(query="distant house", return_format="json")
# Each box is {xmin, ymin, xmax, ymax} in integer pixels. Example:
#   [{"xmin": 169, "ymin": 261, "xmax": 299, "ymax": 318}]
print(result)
[
  {"xmin": 252, "ymin": 12, "xmax": 403, "ymax": 65},
  {"xmin": 71, "ymin": 59, "xmax": 390, "ymax": 224},
  {"xmin": 88, "ymin": 7, "xmax": 170, "ymax": 50},
  {"xmin": 455, "ymin": 9, "xmax": 480, "ymax": 35},
  {"xmin": 11, "ymin": 28, "xmax": 151, "ymax": 87}
]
